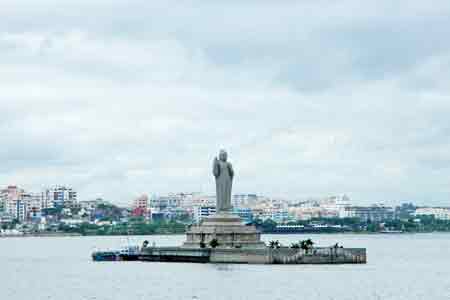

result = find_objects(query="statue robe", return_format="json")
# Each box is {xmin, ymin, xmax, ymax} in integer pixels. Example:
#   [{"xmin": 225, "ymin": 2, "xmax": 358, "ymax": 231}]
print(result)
[{"xmin": 213, "ymin": 159, "xmax": 234, "ymax": 213}]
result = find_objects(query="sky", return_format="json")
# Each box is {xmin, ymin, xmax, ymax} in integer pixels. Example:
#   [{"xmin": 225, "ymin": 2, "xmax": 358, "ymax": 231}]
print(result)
[{"xmin": 1, "ymin": 1, "xmax": 450, "ymax": 206}]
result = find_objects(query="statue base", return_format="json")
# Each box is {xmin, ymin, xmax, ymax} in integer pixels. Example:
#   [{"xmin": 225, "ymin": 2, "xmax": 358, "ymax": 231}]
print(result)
[{"xmin": 183, "ymin": 212, "xmax": 266, "ymax": 249}]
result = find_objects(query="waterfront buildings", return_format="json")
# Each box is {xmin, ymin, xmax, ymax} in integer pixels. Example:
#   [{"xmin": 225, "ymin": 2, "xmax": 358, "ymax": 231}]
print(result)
[
  {"xmin": 0, "ymin": 185, "xmax": 77, "ymax": 222},
  {"xmin": 343, "ymin": 205, "xmax": 394, "ymax": 222},
  {"xmin": 2, "ymin": 183, "xmax": 448, "ymax": 234},
  {"xmin": 1, "ymin": 186, "xmax": 27, "ymax": 221},
  {"xmin": 414, "ymin": 207, "xmax": 450, "ymax": 220},
  {"xmin": 288, "ymin": 195, "xmax": 351, "ymax": 220}
]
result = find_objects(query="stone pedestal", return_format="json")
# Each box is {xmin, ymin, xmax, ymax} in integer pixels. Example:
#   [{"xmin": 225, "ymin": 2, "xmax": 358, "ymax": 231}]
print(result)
[{"xmin": 183, "ymin": 213, "xmax": 266, "ymax": 249}]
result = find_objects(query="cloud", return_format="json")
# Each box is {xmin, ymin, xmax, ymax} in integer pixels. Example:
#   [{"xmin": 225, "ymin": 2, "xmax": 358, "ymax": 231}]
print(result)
[{"xmin": 1, "ymin": 1, "xmax": 450, "ymax": 205}]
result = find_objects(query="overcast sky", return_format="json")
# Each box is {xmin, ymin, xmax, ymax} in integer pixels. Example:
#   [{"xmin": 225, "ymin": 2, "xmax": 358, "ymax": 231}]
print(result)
[{"xmin": 1, "ymin": 1, "xmax": 450, "ymax": 206}]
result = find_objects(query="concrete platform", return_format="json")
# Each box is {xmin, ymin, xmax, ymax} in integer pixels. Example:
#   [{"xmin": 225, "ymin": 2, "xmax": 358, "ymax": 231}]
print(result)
[{"xmin": 139, "ymin": 246, "xmax": 367, "ymax": 264}]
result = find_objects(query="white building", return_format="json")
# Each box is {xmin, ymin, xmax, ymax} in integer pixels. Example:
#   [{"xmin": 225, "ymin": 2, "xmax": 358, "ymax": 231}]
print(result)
[
  {"xmin": 232, "ymin": 194, "xmax": 258, "ymax": 208},
  {"xmin": 414, "ymin": 207, "xmax": 450, "ymax": 220},
  {"xmin": 289, "ymin": 195, "xmax": 351, "ymax": 220},
  {"xmin": 160, "ymin": 192, "xmax": 202, "ymax": 209},
  {"xmin": 193, "ymin": 205, "xmax": 216, "ymax": 223},
  {"xmin": 22, "ymin": 192, "xmax": 44, "ymax": 219},
  {"xmin": 151, "ymin": 194, "xmax": 182, "ymax": 210},
  {"xmin": 79, "ymin": 198, "xmax": 109, "ymax": 211},
  {"xmin": 191, "ymin": 195, "xmax": 217, "ymax": 207}
]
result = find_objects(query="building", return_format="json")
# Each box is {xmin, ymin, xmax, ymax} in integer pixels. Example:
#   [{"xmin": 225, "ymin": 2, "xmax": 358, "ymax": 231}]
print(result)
[
  {"xmin": 343, "ymin": 205, "xmax": 394, "ymax": 222},
  {"xmin": 133, "ymin": 194, "xmax": 149, "ymax": 210},
  {"xmin": 1, "ymin": 186, "xmax": 25, "ymax": 221},
  {"xmin": 1, "ymin": 186, "xmax": 39, "ymax": 221},
  {"xmin": 173, "ymin": 192, "xmax": 201, "ymax": 209},
  {"xmin": 150, "ymin": 195, "xmax": 182, "ymax": 210},
  {"xmin": 191, "ymin": 195, "xmax": 217, "ymax": 207},
  {"xmin": 0, "ymin": 213, "xmax": 13, "ymax": 224},
  {"xmin": 288, "ymin": 195, "xmax": 351, "ymax": 220},
  {"xmin": 79, "ymin": 198, "xmax": 109, "ymax": 212},
  {"xmin": 0, "ymin": 196, "xmax": 4, "ymax": 213},
  {"xmin": 288, "ymin": 206, "xmax": 323, "ymax": 220},
  {"xmin": 414, "ymin": 207, "xmax": 450, "ymax": 220},
  {"xmin": 22, "ymin": 192, "xmax": 44, "ymax": 220},
  {"xmin": 132, "ymin": 194, "xmax": 149, "ymax": 217},
  {"xmin": 193, "ymin": 205, "xmax": 216, "ymax": 223},
  {"xmin": 232, "ymin": 207, "xmax": 254, "ymax": 224},
  {"xmin": 232, "ymin": 194, "xmax": 258, "ymax": 208},
  {"xmin": 395, "ymin": 203, "xmax": 416, "ymax": 219},
  {"xmin": 1, "ymin": 185, "xmax": 76, "ymax": 222},
  {"xmin": 45, "ymin": 186, "xmax": 77, "ymax": 208}
]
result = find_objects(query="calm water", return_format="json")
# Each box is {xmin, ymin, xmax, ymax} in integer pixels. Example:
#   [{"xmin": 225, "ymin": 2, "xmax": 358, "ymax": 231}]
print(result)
[{"xmin": 1, "ymin": 233, "xmax": 449, "ymax": 300}]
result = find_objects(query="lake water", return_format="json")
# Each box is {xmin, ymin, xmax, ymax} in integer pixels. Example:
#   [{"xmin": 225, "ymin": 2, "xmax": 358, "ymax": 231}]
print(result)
[{"xmin": 1, "ymin": 233, "xmax": 449, "ymax": 300}]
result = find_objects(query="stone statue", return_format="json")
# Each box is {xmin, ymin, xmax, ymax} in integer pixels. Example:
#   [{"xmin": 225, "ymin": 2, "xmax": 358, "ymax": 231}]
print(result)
[{"xmin": 213, "ymin": 150, "xmax": 234, "ymax": 213}]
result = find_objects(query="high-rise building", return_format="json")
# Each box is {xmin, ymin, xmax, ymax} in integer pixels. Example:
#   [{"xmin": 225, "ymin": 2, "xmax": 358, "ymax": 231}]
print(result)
[
  {"xmin": 23, "ymin": 192, "xmax": 44, "ymax": 219},
  {"xmin": 1, "ymin": 186, "xmax": 24, "ymax": 221},
  {"xmin": 0, "ymin": 186, "xmax": 44, "ymax": 221},
  {"xmin": 134, "ymin": 194, "xmax": 149, "ymax": 210},
  {"xmin": 132, "ymin": 194, "xmax": 149, "ymax": 217},
  {"xmin": 44, "ymin": 186, "xmax": 77, "ymax": 208},
  {"xmin": 0, "ymin": 191, "xmax": 5, "ymax": 213}
]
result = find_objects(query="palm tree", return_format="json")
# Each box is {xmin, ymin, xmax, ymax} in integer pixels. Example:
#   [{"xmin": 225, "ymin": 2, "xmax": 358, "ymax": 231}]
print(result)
[
  {"xmin": 300, "ymin": 239, "xmax": 314, "ymax": 253},
  {"xmin": 209, "ymin": 238, "xmax": 220, "ymax": 248},
  {"xmin": 269, "ymin": 240, "xmax": 281, "ymax": 249}
]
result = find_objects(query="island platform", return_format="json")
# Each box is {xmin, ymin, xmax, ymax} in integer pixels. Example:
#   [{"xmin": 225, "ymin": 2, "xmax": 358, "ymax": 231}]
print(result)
[
  {"xmin": 139, "ymin": 246, "xmax": 366, "ymax": 264},
  {"xmin": 92, "ymin": 150, "xmax": 367, "ymax": 265}
]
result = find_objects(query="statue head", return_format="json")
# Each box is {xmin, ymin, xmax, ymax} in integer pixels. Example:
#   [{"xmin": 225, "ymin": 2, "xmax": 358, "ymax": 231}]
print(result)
[{"xmin": 219, "ymin": 149, "xmax": 228, "ymax": 162}]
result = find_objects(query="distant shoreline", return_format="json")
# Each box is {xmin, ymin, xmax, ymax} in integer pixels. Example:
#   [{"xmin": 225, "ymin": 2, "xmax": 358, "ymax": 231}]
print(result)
[
  {"xmin": 1, "ymin": 231, "xmax": 449, "ymax": 238},
  {"xmin": 0, "ymin": 233, "xmax": 82, "ymax": 238}
]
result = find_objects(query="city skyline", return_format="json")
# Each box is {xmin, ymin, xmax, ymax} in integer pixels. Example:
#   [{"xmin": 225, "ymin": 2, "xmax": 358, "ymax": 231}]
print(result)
[
  {"xmin": 2, "ymin": 1, "xmax": 450, "ymax": 205},
  {"xmin": 0, "ymin": 182, "xmax": 443, "ymax": 208}
]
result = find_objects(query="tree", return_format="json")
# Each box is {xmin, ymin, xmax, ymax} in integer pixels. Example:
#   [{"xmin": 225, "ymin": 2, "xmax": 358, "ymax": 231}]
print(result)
[
  {"xmin": 300, "ymin": 239, "xmax": 314, "ymax": 253},
  {"xmin": 262, "ymin": 219, "xmax": 277, "ymax": 232},
  {"xmin": 209, "ymin": 238, "xmax": 220, "ymax": 248},
  {"xmin": 269, "ymin": 240, "xmax": 281, "ymax": 249}
]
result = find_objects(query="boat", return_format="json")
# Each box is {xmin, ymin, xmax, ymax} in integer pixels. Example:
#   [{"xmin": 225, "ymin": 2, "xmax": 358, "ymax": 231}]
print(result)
[
  {"xmin": 92, "ymin": 245, "xmax": 140, "ymax": 262},
  {"xmin": 92, "ymin": 250, "xmax": 120, "ymax": 261},
  {"xmin": 118, "ymin": 245, "xmax": 140, "ymax": 261}
]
